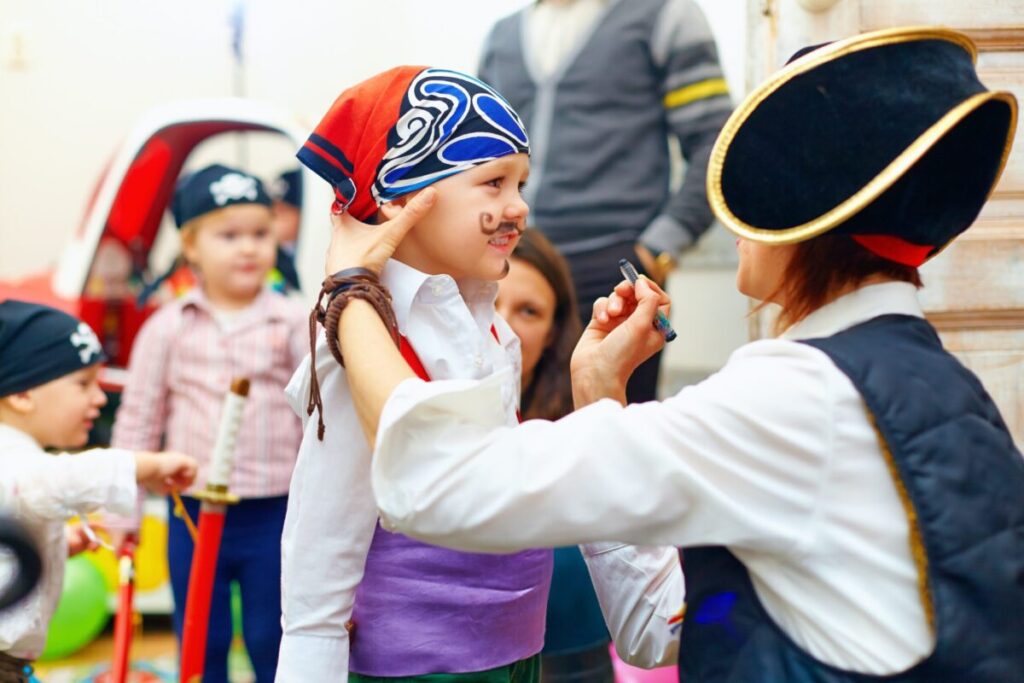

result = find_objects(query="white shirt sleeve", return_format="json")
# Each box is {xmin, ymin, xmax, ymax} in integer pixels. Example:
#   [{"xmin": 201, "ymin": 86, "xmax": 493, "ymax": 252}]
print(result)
[
  {"xmin": 370, "ymin": 342, "xmax": 833, "ymax": 666},
  {"xmin": 582, "ymin": 542, "xmax": 683, "ymax": 667},
  {"xmin": 276, "ymin": 353, "xmax": 379, "ymax": 683},
  {"xmin": 7, "ymin": 448, "xmax": 137, "ymax": 522},
  {"xmin": 372, "ymin": 340, "xmax": 831, "ymax": 553}
]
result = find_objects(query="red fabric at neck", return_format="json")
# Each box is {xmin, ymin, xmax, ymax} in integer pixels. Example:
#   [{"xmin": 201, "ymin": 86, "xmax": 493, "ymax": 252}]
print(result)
[
  {"xmin": 400, "ymin": 326, "xmax": 520, "ymax": 422},
  {"xmin": 851, "ymin": 234, "xmax": 933, "ymax": 267},
  {"xmin": 399, "ymin": 326, "xmax": 501, "ymax": 382}
]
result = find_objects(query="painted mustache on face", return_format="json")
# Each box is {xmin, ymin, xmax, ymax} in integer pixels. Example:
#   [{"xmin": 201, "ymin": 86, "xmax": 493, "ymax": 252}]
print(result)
[{"xmin": 479, "ymin": 212, "xmax": 524, "ymax": 236}]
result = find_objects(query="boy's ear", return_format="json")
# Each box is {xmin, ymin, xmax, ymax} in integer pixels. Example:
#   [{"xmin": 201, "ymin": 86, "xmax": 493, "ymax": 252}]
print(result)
[
  {"xmin": 0, "ymin": 391, "xmax": 34, "ymax": 415},
  {"xmin": 378, "ymin": 196, "xmax": 409, "ymax": 222},
  {"xmin": 178, "ymin": 223, "xmax": 201, "ymax": 267}
]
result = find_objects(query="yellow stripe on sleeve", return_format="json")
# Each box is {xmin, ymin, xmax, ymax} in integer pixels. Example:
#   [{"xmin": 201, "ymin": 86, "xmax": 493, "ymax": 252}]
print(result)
[{"xmin": 663, "ymin": 78, "xmax": 730, "ymax": 110}]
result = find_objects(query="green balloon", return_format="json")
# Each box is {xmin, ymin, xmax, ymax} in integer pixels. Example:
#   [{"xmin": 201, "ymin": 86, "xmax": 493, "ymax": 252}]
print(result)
[{"xmin": 39, "ymin": 555, "xmax": 110, "ymax": 661}]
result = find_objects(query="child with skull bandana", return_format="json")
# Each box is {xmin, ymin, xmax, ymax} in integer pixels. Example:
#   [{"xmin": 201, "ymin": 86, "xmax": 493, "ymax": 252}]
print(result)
[
  {"xmin": 0, "ymin": 301, "xmax": 196, "ymax": 683},
  {"xmin": 111, "ymin": 164, "xmax": 308, "ymax": 683}
]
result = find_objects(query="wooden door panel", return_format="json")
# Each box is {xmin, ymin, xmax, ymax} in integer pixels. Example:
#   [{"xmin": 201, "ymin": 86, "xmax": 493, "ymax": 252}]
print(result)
[
  {"xmin": 920, "ymin": 238, "xmax": 1024, "ymax": 315},
  {"xmin": 752, "ymin": 0, "xmax": 1024, "ymax": 445},
  {"xmin": 978, "ymin": 52, "xmax": 1024, "ymax": 195},
  {"xmin": 936, "ymin": 329, "xmax": 1024, "ymax": 438}
]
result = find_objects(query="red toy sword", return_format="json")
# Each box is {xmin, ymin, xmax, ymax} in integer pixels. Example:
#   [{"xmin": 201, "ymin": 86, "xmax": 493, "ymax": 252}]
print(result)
[
  {"xmin": 108, "ymin": 534, "xmax": 138, "ymax": 683},
  {"xmin": 179, "ymin": 378, "xmax": 250, "ymax": 683}
]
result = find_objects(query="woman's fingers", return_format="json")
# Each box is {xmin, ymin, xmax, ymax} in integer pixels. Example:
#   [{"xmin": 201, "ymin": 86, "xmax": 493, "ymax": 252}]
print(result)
[
  {"xmin": 592, "ymin": 297, "xmax": 610, "ymax": 324},
  {"xmin": 326, "ymin": 188, "xmax": 437, "ymax": 276},
  {"xmin": 634, "ymin": 276, "xmax": 670, "ymax": 307},
  {"xmin": 382, "ymin": 188, "xmax": 436, "ymax": 247}
]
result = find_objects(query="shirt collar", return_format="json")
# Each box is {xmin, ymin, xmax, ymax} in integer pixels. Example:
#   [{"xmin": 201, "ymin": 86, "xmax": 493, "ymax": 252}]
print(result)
[
  {"xmin": 382, "ymin": 260, "xmax": 499, "ymax": 337},
  {"xmin": 181, "ymin": 286, "xmax": 291, "ymax": 324},
  {"xmin": 0, "ymin": 423, "xmax": 41, "ymax": 451},
  {"xmin": 782, "ymin": 281, "xmax": 924, "ymax": 341}
]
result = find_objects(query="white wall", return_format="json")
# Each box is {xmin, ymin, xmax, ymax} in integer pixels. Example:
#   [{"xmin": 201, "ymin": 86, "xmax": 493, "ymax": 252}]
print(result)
[
  {"xmin": 0, "ymin": 0, "xmax": 746, "ymax": 277},
  {"xmin": 0, "ymin": 0, "xmax": 750, "ymax": 386}
]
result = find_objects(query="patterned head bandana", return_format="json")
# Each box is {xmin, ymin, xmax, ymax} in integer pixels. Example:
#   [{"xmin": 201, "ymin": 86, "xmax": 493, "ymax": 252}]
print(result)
[{"xmin": 297, "ymin": 66, "xmax": 530, "ymax": 221}]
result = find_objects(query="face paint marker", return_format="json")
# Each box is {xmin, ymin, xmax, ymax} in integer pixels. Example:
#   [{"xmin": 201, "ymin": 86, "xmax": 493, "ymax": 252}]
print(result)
[{"xmin": 618, "ymin": 259, "xmax": 677, "ymax": 342}]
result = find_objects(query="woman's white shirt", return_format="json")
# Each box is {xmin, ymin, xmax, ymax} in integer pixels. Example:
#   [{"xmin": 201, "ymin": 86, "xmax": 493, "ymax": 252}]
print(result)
[{"xmin": 371, "ymin": 281, "xmax": 933, "ymax": 675}]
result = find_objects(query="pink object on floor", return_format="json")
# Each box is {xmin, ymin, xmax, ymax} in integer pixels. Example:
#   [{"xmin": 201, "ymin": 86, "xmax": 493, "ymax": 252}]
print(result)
[{"xmin": 609, "ymin": 644, "xmax": 679, "ymax": 683}]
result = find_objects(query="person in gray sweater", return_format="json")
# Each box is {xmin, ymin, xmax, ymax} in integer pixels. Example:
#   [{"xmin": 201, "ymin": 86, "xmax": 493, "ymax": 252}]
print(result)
[{"xmin": 479, "ymin": 0, "xmax": 732, "ymax": 402}]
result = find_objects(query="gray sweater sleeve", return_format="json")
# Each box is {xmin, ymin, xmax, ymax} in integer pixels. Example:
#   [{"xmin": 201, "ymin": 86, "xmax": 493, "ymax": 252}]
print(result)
[{"xmin": 640, "ymin": 0, "xmax": 733, "ymax": 256}]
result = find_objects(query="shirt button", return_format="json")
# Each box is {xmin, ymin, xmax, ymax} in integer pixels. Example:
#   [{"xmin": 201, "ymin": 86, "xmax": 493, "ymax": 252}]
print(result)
[
  {"xmin": 473, "ymin": 354, "xmax": 484, "ymax": 368},
  {"xmin": 430, "ymin": 281, "xmax": 448, "ymax": 296}
]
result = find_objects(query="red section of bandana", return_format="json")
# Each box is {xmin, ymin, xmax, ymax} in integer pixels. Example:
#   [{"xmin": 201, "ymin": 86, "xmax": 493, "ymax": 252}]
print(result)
[{"xmin": 308, "ymin": 65, "xmax": 427, "ymax": 221}]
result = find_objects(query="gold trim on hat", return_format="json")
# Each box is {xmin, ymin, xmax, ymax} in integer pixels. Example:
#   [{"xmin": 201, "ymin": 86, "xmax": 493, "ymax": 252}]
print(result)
[{"xmin": 707, "ymin": 26, "xmax": 1018, "ymax": 247}]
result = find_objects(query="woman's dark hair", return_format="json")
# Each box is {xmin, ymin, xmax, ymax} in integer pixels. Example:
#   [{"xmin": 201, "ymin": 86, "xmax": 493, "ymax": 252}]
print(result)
[
  {"xmin": 513, "ymin": 229, "xmax": 582, "ymax": 421},
  {"xmin": 765, "ymin": 233, "xmax": 923, "ymax": 334}
]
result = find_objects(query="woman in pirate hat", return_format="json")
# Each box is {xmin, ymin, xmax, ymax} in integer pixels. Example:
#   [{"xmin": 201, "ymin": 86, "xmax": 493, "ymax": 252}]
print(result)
[{"xmin": 315, "ymin": 27, "xmax": 1024, "ymax": 681}]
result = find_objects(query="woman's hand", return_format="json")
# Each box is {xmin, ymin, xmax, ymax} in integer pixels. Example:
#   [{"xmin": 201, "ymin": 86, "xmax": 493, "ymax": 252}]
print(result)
[
  {"xmin": 570, "ymin": 276, "xmax": 671, "ymax": 408},
  {"xmin": 325, "ymin": 188, "xmax": 437, "ymax": 277}
]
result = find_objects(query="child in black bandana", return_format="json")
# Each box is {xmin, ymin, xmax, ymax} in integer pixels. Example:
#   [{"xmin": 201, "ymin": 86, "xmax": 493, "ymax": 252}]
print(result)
[{"xmin": 0, "ymin": 300, "xmax": 195, "ymax": 683}]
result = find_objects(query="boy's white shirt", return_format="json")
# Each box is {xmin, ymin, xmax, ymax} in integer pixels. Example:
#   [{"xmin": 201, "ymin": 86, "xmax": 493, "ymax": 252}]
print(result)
[
  {"xmin": 0, "ymin": 424, "xmax": 136, "ymax": 659},
  {"xmin": 276, "ymin": 259, "xmax": 681, "ymax": 682}
]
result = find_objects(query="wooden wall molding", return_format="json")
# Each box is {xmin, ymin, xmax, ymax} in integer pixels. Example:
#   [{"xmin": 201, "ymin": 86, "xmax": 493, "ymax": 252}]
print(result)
[
  {"xmin": 927, "ymin": 308, "xmax": 1024, "ymax": 331},
  {"xmin": 964, "ymin": 28, "xmax": 1024, "ymax": 52}
]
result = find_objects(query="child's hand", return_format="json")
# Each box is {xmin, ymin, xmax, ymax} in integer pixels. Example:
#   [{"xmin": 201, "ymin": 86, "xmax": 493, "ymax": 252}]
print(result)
[
  {"xmin": 65, "ymin": 523, "xmax": 100, "ymax": 556},
  {"xmin": 325, "ymin": 188, "xmax": 436, "ymax": 277},
  {"xmin": 135, "ymin": 451, "xmax": 199, "ymax": 494}
]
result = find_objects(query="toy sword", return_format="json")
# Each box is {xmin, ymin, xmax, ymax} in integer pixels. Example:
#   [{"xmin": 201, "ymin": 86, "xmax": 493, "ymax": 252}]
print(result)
[
  {"xmin": 107, "ymin": 534, "xmax": 138, "ymax": 683},
  {"xmin": 179, "ymin": 378, "xmax": 249, "ymax": 683}
]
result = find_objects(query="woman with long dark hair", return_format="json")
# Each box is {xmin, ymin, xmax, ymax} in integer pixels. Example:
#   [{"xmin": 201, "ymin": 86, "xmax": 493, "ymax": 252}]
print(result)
[{"xmin": 497, "ymin": 229, "xmax": 581, "ymax": 422}]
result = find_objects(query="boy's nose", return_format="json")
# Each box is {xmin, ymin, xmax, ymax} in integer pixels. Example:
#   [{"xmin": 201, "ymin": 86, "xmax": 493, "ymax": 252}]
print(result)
[
  {"xmin": 504, "ymin": 196, "xmax": 529, "ymax": 221},
  {"xmin": 93, "ymin": 385, "xmax": 108, "ymax": 408}
]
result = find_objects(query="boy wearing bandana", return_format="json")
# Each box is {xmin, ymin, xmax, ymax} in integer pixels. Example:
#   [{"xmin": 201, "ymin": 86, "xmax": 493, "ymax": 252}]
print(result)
[
  {"xmin": 111, "ymin": 165, "xmax": 307, "ymax": 683},
  {"xmin": 277, "ymin": 67, "xmax": 681, "ymax": 682},
  {"xmin": 277, "ymin": 66, "xmax": 548, "ymax": 683},
  {"xmin": 0, "ymin": 301, "xmax": 196, "ymax": 683},
  {"xmin": 278, "ymin": 70, "xmax": 679, "ymax": 683}
]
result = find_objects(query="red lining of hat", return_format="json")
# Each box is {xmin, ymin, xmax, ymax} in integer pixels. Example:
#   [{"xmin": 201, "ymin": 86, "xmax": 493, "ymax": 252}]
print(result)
[{"xmin": 851, "ymin": 234, "xmax": 933, "ymax": 267}]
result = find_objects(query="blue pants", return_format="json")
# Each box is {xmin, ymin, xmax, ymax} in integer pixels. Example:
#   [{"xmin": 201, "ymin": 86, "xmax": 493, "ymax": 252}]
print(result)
[{"xmin": 167, "ymin": 495, "xmax": 287, "ymax": 683}]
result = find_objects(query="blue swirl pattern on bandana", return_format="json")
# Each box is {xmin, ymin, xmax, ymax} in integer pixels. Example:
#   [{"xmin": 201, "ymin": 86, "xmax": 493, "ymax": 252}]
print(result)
[{"xmin": 373, "ymin": 69, "xmax": 530, "ymax": 204}]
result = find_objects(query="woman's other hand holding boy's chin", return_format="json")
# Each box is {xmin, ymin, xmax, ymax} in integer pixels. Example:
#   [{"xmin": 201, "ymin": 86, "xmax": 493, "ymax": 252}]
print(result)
[
  {"xmin": 134, "ymin": 451, "xmax": 199, "ymax": 494},
  {"xmin": 325, "ymin": 188, "xmax": 437, "ymax": 277}
]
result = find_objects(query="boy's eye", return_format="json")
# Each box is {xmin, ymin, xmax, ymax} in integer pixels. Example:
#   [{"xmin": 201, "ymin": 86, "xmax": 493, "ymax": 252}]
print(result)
[
  {"xmin": 518, "ymin": 181, "xmax": 528, "ymax": 193},
  {"xmin": 485, "ymin": 178, "xmax": 502, "ymax": 188}
]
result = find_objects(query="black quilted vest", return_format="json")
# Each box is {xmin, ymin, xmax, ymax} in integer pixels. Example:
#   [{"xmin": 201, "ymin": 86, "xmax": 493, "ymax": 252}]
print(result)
[{"xmin": 677, "ymin": 315, "xmax": 1024, "ymax": 682}]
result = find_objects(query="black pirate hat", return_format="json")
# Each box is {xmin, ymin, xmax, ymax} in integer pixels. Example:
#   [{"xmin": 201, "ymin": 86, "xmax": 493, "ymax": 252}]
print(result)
[{"xmin": 708, "ymin": 27, "xmax": 1017, "ymax": 266}]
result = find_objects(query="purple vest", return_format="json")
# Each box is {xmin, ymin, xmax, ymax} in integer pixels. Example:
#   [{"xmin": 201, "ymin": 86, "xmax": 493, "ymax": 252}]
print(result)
[{"xmin": 349, "ymin": 523, "xmax": 553, "ymax": 676}]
